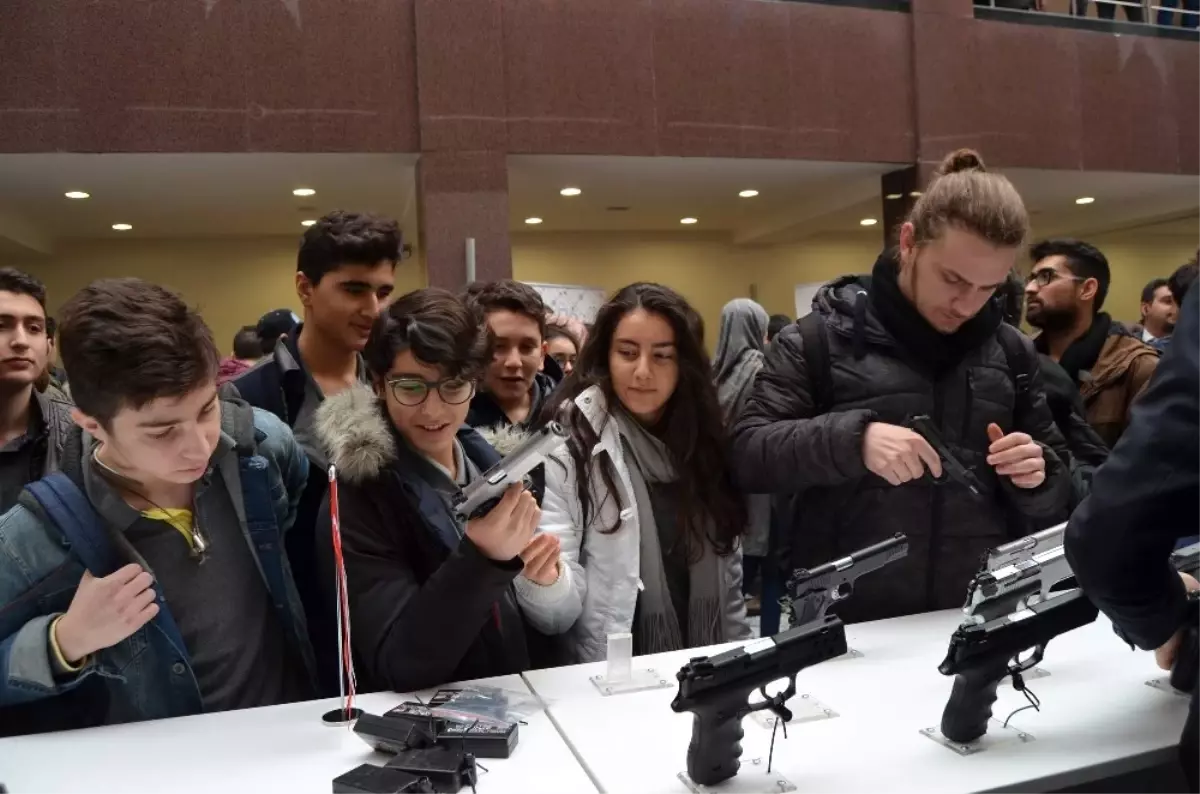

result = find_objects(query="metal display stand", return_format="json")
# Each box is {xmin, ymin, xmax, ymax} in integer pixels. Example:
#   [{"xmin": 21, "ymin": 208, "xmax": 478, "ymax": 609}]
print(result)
[
  {"xmin": 919, "ymin": 721, "xmax": 1036, "ymax": 756},
  {"xmin": 749, "ymin": 694, "xmax": 839, "ymax": 730},
  {"xmin": 1145, "ymin": 677, "xmax": 1191, "ymax": 699},
  {"xmin": 678, "ymin": 760, "xmax": 797, "ymax": 794}
]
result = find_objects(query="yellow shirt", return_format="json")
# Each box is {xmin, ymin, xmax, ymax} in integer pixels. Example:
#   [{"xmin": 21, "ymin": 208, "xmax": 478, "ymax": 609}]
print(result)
[{"xmin": 141, "ymin": 507, "xmax": 198, "ymax": 551}]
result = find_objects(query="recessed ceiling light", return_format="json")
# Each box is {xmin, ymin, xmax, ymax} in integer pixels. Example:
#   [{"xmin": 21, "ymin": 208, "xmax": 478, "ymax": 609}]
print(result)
[
  {"xmin": 738, "ymin": 190, "xmax": 759, "ymax": 198},
  {"xmin": 560, "ymin": 187, "xmax": 582, "ymax": 197},
  {"xmin": 111, "ymin": 223, "xmax": 132, "ymax": 231},
  {"xmin": 293, "ymin": 188, "xmax": 316, "ymax": 197},
  {"xmin": 909, "ymin": 191, "xmax": 922, "ymax": 198},
  {"xmin": 680, "ymin": 217, "xmax": 698, "ymax": 225},
  {"xmin": 64, "ymin": 191, "xmax": 90, "ymax": 200},
  {"xmin": 860, "ymin": 218, "xmax": 878, "ymax": 227},
  {"xmin": 301, "ymin": 219, "xmax": 317, "ymax": 227},
  {"xmin": 885, "ymin": 193, "xmax": 903, "ymax": 200},
  {"xmin": 525, "ymin": 217, "xmax": 543, "ymax": 225},
  {"xmin": 1075, "ymin": 196, "xmax": 1095, "ymax": 205}
]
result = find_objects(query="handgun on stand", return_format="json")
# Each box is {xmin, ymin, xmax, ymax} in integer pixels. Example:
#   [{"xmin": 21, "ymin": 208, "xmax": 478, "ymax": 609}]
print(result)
[
  {"xmin": 1171, "ymin": 541, "xmax": 1199, "ymax": 578},
  {"xmin": 938, "ymin": 522, "xmax": 1098, "ymax": 743},
  {"xmin": 453, "ymin": 422, "xmax": 567, "ymax": 520},
  {"xmin": 670, "ymin": 615, "xmax": 847, "ymax": 787},
  {"xmin": 783, "ymin": 533, "xmax": 909, "ymax": 629},
  {"xmin": 909, "ymin": 415, "xmax": 985, "ymax": 500}
]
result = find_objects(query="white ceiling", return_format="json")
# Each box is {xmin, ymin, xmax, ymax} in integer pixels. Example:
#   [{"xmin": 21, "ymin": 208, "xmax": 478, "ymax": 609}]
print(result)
[
  {"xmin": 0, "ymin": 153, "xmax": 418, "ymax": 253},
  {"xmin": 508, "ymin": 155, "xmax": 1200, "ymax": 244},
  {"xmin": 0, "ymin": 152, "xmax": 1193, "ymax": 259}
]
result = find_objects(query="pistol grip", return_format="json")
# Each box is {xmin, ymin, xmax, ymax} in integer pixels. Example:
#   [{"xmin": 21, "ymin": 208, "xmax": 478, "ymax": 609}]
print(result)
[
  {"xmin": 940, "ymin": 661, "xmax": 1007, "ymax": 743},
  {"xmin": 686, "ymin": 710, "xmax": 745, "ymax": 786}
]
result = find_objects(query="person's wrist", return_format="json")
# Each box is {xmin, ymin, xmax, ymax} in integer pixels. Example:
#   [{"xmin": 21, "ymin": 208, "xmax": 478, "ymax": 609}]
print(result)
[{"xmin": 54, "ymin": 613, "xmax": 89, "ymax": 664}]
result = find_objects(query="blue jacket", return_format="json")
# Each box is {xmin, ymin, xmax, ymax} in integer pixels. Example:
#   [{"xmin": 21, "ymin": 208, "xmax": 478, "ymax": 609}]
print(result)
[{"xmin": 0, "ymin": 400, "xmax": 313, "ymax": 730}]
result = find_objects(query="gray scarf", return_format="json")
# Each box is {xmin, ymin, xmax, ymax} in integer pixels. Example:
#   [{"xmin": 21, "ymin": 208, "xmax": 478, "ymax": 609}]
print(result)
[
  {"xmin": 612, "ymin": 409, "xmax": 725, "ymax": 654},
  {"xmin": 713, "ymin": 299, "xmax": 769, "ymax": 426}
]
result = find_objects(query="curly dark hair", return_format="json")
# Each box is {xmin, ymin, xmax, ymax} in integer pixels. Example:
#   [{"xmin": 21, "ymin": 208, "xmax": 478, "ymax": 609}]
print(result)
[
  {"xmin": 363, "ymin": 288, "xmax": 489, "ymax": 382},
  {"xmin": 542, "ymin": 282, "xmax": 745, "ymax": 559},
  {"xmin": 462, "ymin": 279, "xmax": 547, "ymax": 340},
  {"xmin": 297, "ymin": 210, "xmax": 402, "ymax": 285}
]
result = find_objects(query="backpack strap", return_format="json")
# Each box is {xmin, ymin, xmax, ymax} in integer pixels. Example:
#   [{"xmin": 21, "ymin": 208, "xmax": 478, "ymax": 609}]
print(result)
[
  {"xmin": 995, "ymin": 323, "xmax": 1033, "ymax": 410},
  {"xmin": 25, "ymin": 473, "xmax": 121, "ymax": 578},
  {"xmin": 797, "ymin": 312, "xmax": 834, "ymax": 414}
]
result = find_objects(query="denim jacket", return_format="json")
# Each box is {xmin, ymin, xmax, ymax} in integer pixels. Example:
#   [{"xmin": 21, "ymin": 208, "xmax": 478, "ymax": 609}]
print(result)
[{"xmin": 0, "ymin": 401, "xmax": 312, "ymax": 731}]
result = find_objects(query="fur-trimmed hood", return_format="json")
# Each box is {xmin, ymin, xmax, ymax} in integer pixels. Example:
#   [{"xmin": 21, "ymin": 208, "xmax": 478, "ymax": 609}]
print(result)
[
  {"xmin": 314, "ymin": 383, "xmax": 397, "ymax": 485},
  {"xmin": 315, "ymin": 383, "xmax": 537, "ymax": 484}
]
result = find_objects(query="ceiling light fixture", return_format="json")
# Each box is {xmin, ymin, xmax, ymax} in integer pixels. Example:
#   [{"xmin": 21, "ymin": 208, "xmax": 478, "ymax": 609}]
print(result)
[
  {"xmin": 909, "ymin": 191, "xmax": 922, "ymax": 198},
  {"xmin": 525, "ymin": 217, "xmax": 543, "ymax": 225},
  {"xmin": 301, "ymin": 219, "xmax": 317, "ymax": 227},
  {"xmin": 111, "ymin": 223, "xmax": 132, "ymax": 231},
  {"xmin": 885, "ymin": 193, "xmax": 902, "ymax": 200},
  {"xmin": 293, "ymin": 188, "xmax": 316, "ymax": 197},
  {"xmin": 680, "ymin": 217, "xmax": 698, "ymax": 225},
  {"xmin": 738, "ymin": 190, "xmax": 759, "ymax": 198},
  {"xmin": 560, "ymin": 187, "xmax": 582, "ymax": 197},
  {"xmin": 860, "ymin": 218, "xmax": 878, "ymax": 227},
  {"xmin": 64, "ymin": 191, "xmax": 90, "ymax": 200},
  {"xmin": 1075, "ymin": 196, "xmax": 1095, "ymax": 205}
]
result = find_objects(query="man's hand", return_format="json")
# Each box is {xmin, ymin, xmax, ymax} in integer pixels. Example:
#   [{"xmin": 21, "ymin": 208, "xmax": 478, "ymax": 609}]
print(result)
[
  {"xmin": 863, "ymin": 422, "xmax": 943, "ymax": 486},
  {"xmin": 466, "ymin": 484, "xmax": 541, "ymax": 562},
  {"xmin": 519, "ymin": 533, "xmax": 561, "ymax": 586},
  {"xmin": 986, "ymin": 423, "xmax": 1046, "ymax": 489},
  {"xmin": 54, "ymin": 564, "xmax": 159, "ymax": 665},
  {"xmin": 1155, "ymin": 572, "xmax": 1200, "ymax": 670}
]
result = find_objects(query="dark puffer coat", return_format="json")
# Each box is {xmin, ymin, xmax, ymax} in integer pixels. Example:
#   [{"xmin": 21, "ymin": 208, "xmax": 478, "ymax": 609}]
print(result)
[{"xmin": 731, "ymin": 276, "xmax": 1072, "ymax": 623}]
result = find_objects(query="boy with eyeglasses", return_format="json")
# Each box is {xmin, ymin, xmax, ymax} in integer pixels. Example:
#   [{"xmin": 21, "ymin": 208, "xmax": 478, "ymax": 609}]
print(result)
[{"xmin": 313, "ymin": 288, "xmax": 559, "ymax": 693}]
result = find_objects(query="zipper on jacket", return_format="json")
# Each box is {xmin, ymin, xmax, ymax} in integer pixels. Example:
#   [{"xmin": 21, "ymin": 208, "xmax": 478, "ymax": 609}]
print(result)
[{"xmin": 925, "ymin": 381, "xmax": 946, "ymax": 612}]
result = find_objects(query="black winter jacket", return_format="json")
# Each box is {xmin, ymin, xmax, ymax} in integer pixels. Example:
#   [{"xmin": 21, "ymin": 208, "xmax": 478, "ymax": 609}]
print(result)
[
  {"xmin": 313, "ymin": 384, "xmax": 538, "ymax": 693},
  {"xmin": 732, "ymin": 276, "xmax": 1072, "ymax": 623}
]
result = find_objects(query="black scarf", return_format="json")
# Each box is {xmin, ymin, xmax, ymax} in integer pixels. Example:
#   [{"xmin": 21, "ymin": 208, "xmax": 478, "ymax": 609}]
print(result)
[
  {"xmin": 1039, "ymin": 313, "xmax": 1112, "ymax": 385},
  {"xmin": 869, "ymin": 252, "xmax": 1002, "ymax": 377}
]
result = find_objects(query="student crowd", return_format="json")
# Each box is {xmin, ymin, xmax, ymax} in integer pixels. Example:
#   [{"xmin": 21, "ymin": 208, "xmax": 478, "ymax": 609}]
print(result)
[{"xmin": 0, "ymin": 150, "xmax": 1196, "ymax": 784}]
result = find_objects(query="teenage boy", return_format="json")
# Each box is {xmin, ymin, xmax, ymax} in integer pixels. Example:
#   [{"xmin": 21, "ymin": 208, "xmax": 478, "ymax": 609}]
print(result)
[
  {"xmin": 462, "ymin": 280, "xmax": 562, "ymax": 432},
  {"xmin": 313, "ymin": 289, "xmax": 553, "ymax": 691},
  {"xmin": 0, "ymin": 268, "xmax": 74, "ymax": 514},
  {"xmin": 230, "ymin": 211, "xmax": 400, "ymax": 690},
  {"xmin": 0, "ymin": 278, "xmax": 315, "ymax": 733}
]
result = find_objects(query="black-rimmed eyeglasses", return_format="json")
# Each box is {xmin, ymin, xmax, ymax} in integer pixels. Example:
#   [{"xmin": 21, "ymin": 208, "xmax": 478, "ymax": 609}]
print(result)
[
  {"xmin": 385, "ymin": 376, "xmax": 476, "ymax": 407},
  {"xmin": 1027, "ymin": 269, "xmax": 1086, "ymax": 288}
]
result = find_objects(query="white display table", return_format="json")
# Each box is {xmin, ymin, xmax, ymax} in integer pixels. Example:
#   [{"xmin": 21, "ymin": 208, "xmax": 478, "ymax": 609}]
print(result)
[
  {"xmin": 0, "ymin": 674, "xmax": 598, "ymax": 794},
  {"xmin": 522, "ymin": 609, "xmax": 1191, "ymax": 793}
]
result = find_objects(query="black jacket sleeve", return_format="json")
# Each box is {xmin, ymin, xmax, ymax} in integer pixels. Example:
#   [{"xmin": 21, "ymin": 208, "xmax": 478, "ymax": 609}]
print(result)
[
  {"xmin": 731, "ymin": 324, "xmax": 875, "ymax": 494},
  {"xmin": 1001, "ymin": 335, "xmax": 1073, "ymax": 526},
  {"xmin": 1064, "ymin": 283, "xmax": 1200, "ymax": 651},
  {"xmin": 332, "ymin": 484, "xmax": 522, "ymax": 693}
]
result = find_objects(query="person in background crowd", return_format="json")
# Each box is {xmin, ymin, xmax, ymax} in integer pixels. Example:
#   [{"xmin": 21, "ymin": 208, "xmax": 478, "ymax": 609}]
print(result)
[
  {"xmin": 1169, "ymin": 252, "xmax": 1199, "ymax": 305},
  {"xmin": 218, "ymin": 325, "xmax": 264, "ymax": 384},
  {"xmin": 1157, "ymin": 0, "xmax": 1199, "ymax": 28},
  {"xmin": 545, "ymin": 323, "xmax": 580, "ymax": 377},
  {"xmin": 0, "ymin": 269, "xmax": 73, "ymax": 515},
  {"xmin": 996, "ymin": 271, "xmax": 1108, "ymax": 503},
  {"xmin": 767, "ymin": 313, "xmax": 792, "ymax": 343},
  {"xmin": 1065, "ymin": 280, "xmax": 1200, "ymax": 793},
  {"xmin": 1074, "ymin": 0, "xmax": 1143, "ymax": 21},
  {"xmin": 314, "ymin": 289, "xmax": 549, "ymax": 692},
  {"xmin": 256, "ymin": 308, "xmax": 301, "ymax": 353},
  {"xmin": 732, "ymin": 150, "xmax": 1071, "ymax": 625},
  {"xmin": 712, "ymin": 298, "xmax": 781, "ymax": 637},
  {"xmin": 1025, "ymin": 239, "xmax": 1159, "ymax": 448},
  {"xmin": 1131, "ymin": 277, "xmax": 1177, "ymax": 352},
  {"xmin": 547, "ymin": 312, "xmax": 589, "ymax": 350},
  {"xmin": 43, "ymin": 316, "xmax": 68, "ymax": 390},
  {"xmin": 0, "ymin": 278, "xmax": 315, "ymax": 734},
  {"xmin": 463, "ymin": 280, "xmax": 562, "ymax": 432},
  {"xmin": 228, "ymin": 210, "xmax": 400, "ymax": 693},
  {"xmin": 517, "ymin": 282, "xmax": 751, "ymax": 662}
]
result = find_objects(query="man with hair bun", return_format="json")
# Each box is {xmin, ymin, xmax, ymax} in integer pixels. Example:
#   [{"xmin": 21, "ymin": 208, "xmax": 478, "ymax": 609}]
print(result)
[{"xmin": 733, "ymin": 149, "xmax": 1073, "ymax": 623}]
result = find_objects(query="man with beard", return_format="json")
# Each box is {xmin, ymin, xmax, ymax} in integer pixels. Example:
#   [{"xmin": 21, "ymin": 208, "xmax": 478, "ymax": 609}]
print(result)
[
  {"xmin": 1130, "ymin": 277, "xmax": 1178, "ymax": 352},
  {"xmin": 1025, "ymin": 239, "xmax": 1159, "ymax": 448}
]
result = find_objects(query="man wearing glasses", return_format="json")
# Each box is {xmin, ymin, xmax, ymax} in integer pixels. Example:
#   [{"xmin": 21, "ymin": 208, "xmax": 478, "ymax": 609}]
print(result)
[
  {"xmin": 312, "ymin": 288, "xmax": 554, "ymax": 693},
  {"xmin": 1025, "ymin": 239, "xmax": 1159, "ymax": 448}
]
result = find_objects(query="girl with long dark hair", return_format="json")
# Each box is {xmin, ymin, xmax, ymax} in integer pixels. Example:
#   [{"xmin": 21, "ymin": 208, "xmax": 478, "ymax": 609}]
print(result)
[{"xmin": 514, "ymin": 283, "xmax": 750, "ymax": 662}]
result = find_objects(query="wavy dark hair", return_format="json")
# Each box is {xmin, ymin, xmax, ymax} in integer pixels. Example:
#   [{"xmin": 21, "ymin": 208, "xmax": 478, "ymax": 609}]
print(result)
[{"xmin": 542, "ymin": 282, "xmax": 745, "ymax": 559}]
